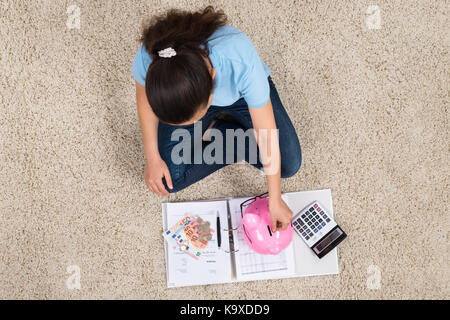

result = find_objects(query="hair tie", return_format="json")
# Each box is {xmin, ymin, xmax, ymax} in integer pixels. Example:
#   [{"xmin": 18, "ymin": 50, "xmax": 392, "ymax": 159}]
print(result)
[{"xmin": 158, "ymin": 47, "xmax": 177, "ymax": 58}]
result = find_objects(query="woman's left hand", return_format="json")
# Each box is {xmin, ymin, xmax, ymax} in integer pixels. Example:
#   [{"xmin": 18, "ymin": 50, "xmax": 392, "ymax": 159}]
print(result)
[{"xmin": 268, "ymin": 197, "xmax": 293, "ymax": 232}]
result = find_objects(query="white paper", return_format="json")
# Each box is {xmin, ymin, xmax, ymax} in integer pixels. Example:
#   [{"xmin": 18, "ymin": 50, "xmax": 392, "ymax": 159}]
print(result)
[
  {"xmin": 285, "ymin": 189, "xmax": 340, "ymax": 277},
  {"xmin": 164, "ymin": 200, "xmax": 232, "ymax": 287},
  {"xmin": 162, "ymin": 189, "xmax": 340, "ymax": 288},
  {"xmin": 228, "ymin": 195, "xmax": 297, "ymax": 282}
]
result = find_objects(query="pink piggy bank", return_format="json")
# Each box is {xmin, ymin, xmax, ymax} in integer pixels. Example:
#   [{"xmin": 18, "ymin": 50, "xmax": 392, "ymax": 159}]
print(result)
[{"xmin": 241, "ymin": 195, "xmax": 293, "ymax": 255}]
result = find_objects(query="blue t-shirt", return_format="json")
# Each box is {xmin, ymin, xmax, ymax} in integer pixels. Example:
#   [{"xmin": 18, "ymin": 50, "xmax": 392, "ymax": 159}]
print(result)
[{"xmin": 131, "ymin": 25, "xmax": 272, "ymax": 108}]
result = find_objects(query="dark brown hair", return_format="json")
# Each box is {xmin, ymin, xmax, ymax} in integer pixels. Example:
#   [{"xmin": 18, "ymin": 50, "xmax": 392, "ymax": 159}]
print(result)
[{"xmin": 141, "ymin": 6, "xmax": 227, "ymax": 124}]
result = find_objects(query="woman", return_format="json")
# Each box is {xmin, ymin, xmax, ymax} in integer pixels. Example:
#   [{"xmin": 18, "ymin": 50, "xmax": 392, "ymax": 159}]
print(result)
[{"xmin": 132, "ymin": 6, "xmax": 301, "ymax": 231}]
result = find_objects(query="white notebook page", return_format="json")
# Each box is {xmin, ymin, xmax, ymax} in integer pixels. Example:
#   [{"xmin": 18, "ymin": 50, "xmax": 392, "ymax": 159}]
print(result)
[
  {"xmin": 164, "ymin": 200, "xmax": 232, "ymax": 287},
  {"xmin": 285, "ymin": 189, "xmax": 340, "ymax": 277},
  {"xmin": 228, "ymin": 195, "xmax": 296, "ymax": 282}
]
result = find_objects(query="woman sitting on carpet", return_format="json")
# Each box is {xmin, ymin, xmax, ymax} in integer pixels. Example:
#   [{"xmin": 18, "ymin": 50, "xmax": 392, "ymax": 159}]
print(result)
[{"xmin": 132, "ymin": 6, "xmax": 302, "ymax": 231}]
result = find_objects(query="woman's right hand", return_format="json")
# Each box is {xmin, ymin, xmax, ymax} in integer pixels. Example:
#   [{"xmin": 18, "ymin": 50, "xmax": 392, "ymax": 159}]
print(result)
[{"xmin": 144, "ymin": 156, "xmax": 173, "ymax": 196}]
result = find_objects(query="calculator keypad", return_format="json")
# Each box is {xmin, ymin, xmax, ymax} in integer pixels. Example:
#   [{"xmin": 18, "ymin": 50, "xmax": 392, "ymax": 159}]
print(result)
[{"xmin": 292, "ymin": 202, "xmax": 334, "ymax": 244}]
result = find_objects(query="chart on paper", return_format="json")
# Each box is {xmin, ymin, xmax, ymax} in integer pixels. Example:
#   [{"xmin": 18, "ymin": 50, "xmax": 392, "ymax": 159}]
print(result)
[
  {"xmin": 228, "ymin": 197, "xmax": 296, "ymax": 282},
  {"xmin": 236, "ymin": 231, "xmax": 291, "ymax": 275}
]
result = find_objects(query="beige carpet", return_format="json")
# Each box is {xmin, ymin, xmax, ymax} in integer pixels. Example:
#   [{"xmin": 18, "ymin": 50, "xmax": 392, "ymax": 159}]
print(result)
[{"xmin": 0, "ymin": 0, "xmax": 448, "ymax": 299}]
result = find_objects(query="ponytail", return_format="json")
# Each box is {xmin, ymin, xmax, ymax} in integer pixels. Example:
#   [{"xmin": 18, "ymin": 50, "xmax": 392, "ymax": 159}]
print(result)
[{"xmin": 141, "ymin": 6, "xmax": 228, "ymax": 124}]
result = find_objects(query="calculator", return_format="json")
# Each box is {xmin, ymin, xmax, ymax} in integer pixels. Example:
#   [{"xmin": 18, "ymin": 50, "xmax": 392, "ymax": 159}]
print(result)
[{"xmin": 292, "ymin": 201, "xmax": 347, "ymax": 259}]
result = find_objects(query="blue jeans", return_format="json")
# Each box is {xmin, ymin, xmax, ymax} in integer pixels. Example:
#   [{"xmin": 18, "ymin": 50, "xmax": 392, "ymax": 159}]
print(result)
[{"xmin": 158, "ymin": 75, "xmax": 302, "ymax": 193}]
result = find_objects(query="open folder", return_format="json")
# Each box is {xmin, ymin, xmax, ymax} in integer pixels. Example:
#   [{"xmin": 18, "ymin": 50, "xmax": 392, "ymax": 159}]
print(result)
[{"xmin": 161, "ymin": 189, "xmax": 339, "ymax": 288}]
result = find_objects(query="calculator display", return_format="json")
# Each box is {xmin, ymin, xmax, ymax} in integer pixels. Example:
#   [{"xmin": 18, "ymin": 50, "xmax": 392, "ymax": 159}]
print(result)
[{"xmin": 314, "ymin": 228, "xmax": 343, "ymax": 254}]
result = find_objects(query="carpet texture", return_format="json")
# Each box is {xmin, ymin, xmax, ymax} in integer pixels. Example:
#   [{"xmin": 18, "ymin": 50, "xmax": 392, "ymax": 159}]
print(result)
[{"xmin": 0, "ymin": 0, "xmax": 448, "ymax": 299}]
